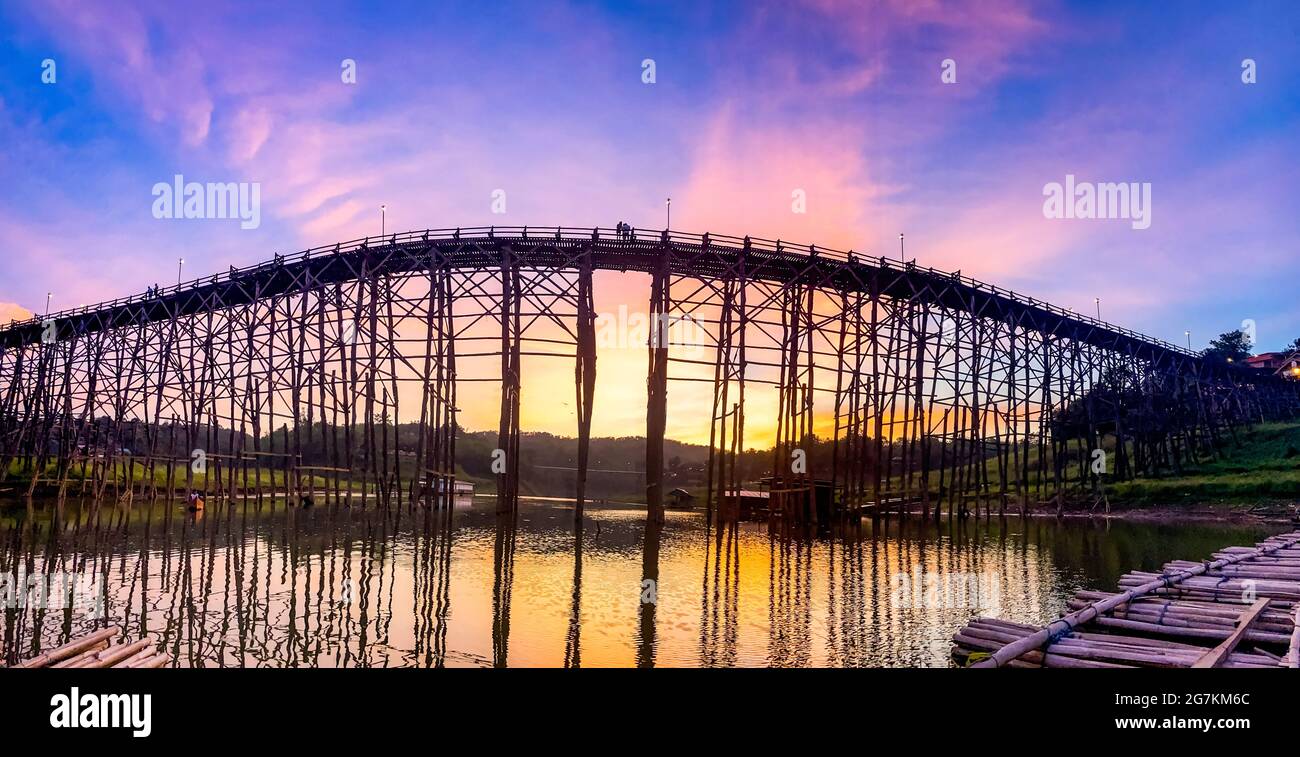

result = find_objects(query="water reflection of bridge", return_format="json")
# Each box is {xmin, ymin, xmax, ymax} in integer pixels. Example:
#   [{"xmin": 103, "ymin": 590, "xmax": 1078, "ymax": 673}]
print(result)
[
  {"xmin": 3, "ymin": 498, "xmax": 1163, "ymax": 668},
  {"xmin": 1, "ymin": 226, "xmax": 1296, "ymax": 528}
]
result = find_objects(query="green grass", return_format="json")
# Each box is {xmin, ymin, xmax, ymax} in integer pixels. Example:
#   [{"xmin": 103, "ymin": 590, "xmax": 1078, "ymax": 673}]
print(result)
[
  {"xmin": 8, "ymin": 422, "xmax": 1300, "ymax": 509},
  {"xmin": 1108, "ymin": 422, "xmax": 1300, "ymax": 505},
  {"xmin": 5, "ymin": 458, "xmax": 343, "ymax": 492},
  {"xmin": 3, "ymin": 457, "xmax": 495, "ymax": 500},
  {"xmin": 851, "ymin": 421, "xmax": 1300, "ymax": 510}
]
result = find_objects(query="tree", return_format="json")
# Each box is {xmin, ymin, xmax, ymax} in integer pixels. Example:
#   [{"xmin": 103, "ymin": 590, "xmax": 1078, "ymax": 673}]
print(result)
[
  {"xmin": 1202, "ymin": 329, "xmax": 1253, "ymax": 363},
  {"xmin": 1285, "ymin": 337, "xmax": 1300, "ymax": 356}
]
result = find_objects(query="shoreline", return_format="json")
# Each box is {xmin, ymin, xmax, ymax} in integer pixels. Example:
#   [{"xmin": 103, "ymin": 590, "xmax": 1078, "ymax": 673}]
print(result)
[{"xmin": 4, "ymin": 491, "xmax": 1294, "ymax": 528}]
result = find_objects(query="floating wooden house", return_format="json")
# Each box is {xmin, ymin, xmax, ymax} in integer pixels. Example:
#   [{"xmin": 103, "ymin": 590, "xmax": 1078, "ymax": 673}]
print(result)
[
  {"xmin": 412, "ymin": 477, "xmax": 475, "ymax": 506},
  {"xmin": 667, "ymin": 488, "xmax": 696, "ymax": 509},
  {"xmin": 759, "ymin": 477, "xmax": 836, "ymax": 522},
  {"xmin": 721, "ymin": 488, "xmax": 770, "ymax": 519}
]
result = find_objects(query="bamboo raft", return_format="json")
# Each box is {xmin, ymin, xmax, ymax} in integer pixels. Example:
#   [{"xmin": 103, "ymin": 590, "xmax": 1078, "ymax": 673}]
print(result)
[
  {"xmin": 9, "ymin": 626, "xmax": 170, "ymax": 669},
  {"xmin": 953, "ymin": 530, "xmax": 1300, "ymax": 669}
]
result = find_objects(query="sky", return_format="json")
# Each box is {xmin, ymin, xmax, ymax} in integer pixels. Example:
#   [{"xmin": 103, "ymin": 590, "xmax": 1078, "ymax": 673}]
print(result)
[{"xmin": 0, "ymin": 0, "xmax": 1297, "ymax": 441}]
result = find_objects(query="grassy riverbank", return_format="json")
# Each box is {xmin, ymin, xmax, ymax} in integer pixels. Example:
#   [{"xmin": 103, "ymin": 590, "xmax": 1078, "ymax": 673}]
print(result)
[
  {"xmin": 1107, "ymin": 422, "xmax": 1300, "ymax": 507},
  {"xmin": 5, "ymin": 422, "xmax": 1299, "ymax": 513}
]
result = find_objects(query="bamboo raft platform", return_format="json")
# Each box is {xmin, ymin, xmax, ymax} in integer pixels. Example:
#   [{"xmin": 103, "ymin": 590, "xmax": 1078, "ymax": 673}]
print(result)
[
  {"xmin": 8, "ymin": 626, "xmax": 170, "ymax": 669},
  {"xmin": 953, "ymin": 530, "xmax": 1300, "ymax": 669}
]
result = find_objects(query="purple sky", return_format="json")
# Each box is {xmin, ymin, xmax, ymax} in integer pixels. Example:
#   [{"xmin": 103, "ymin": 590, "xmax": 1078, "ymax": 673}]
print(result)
[{"xmin": 1, "ymin": 0, "xmax": 1298, "ymax": 352}]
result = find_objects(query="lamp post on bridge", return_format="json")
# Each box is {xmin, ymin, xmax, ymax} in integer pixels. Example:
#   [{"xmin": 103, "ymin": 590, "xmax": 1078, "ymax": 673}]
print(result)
[
  {"xmin": 1095, "ymin": 297, "xmax": 1101, "ymax": 321},
  {"xmin": 666, "ymin": 197, "xmax": 671, "ymax": 231},
  {"xmin": 381, "ymin": 204, "xmax": 387, "ymax": 238},
  {"xmin": 177, "ymin": 258, "xmax": 184, "ymax": 286},
  {"xmin": 899, "ymin": 232, "xmax": 905, "ymax": 264},
  {"xmin": 45, "ymin": 292, "xmax": 52, "ymax": 316},
  {"xmin": 1186, "ymin": 330, "xmax": 1192, "ymax": 350}
]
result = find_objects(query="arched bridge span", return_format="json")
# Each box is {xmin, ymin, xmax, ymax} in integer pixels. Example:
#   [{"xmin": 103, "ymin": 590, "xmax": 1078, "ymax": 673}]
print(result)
[{"xmin": 1, "ymin": 226, "xmax": 1294, "ymax": 522}]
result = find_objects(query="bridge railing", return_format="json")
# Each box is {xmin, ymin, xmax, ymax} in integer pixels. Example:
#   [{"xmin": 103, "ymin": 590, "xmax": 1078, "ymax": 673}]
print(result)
[{"xmin": 1, "ymin": 225, "xmax": 1195, "ymax": 359}]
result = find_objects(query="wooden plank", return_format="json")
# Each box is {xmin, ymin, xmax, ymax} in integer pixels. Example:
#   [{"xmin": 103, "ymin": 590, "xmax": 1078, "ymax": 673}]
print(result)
[{"xmin": 1191, "ymin": 598, "xmax": 1270, "ymax": 668}]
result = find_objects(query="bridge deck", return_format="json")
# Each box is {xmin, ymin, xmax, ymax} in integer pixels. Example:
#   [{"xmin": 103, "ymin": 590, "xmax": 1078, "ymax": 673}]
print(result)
[{"xmin": 0, "ymin": 226, "xmax": 1214, "ymax": 372}]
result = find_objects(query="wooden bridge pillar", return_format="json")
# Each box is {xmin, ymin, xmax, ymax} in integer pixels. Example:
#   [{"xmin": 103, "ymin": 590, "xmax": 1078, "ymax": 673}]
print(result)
[
  {"xmin": 496, "ymin": 246, "xmax": 522, "ymax": 517},
  {"xmin": 645, "ymin": 249, "xmax": 669, "ymax": 525},
  {"xmin": 574, "ymin": 250, "xmax": 596, "ymax": 532},
  {"xmin": 706, "ymin": 235, "xmax": 748, "ymax": 527}
]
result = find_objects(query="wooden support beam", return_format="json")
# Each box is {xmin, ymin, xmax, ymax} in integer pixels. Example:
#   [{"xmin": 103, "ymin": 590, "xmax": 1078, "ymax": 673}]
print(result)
[
  {"xmin": 644, "ymin": 252, "xmax": 669, "ymax": 525},
  {"xmin": 1191, "ymin": 598, "xmax": 1270, "ymax": 668},
  {"xmin": 574, "ymin": 256, "xmax": 596, "ymax": 532},
  {"xmin": 496, "ymin": 248, "xmax": 521, "ymax": 517}
]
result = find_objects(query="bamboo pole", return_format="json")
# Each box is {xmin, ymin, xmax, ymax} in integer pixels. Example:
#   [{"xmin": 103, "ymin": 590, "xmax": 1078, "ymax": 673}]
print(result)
[
  {"xmin": 125, "ymin": 653, "xmax": 170, "ymax": 669},
  {"xmin": 958, "ymin": 615, "xmax": 1283, "ymax": 669},
  {"xmin": 973, "ymin": 532, "xmax": 1300, "ymax": 668},
  {"xmin": 91, "ymin": 638, "xmax": 155, "ymax": 668},
  {"xmin": 1066, "ymin": 597, "xmax": 1295, "ymax": 635},
  {"xmin": 117, "ymin": 645, "xmax": 157, "ymax": 668},
  {"xmin": 17, "ymin": 626, "xmax": 119, "ymax": 668},
  {"xmin": 50, "ymin": 641, "xmax": 111, "ymax": 669}
]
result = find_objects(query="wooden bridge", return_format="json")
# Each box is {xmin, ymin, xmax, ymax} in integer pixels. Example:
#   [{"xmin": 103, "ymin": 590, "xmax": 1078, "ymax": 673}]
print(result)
[{"xmin": 1, "ymin": 226, "xmax": 1296, "ymax": 528}]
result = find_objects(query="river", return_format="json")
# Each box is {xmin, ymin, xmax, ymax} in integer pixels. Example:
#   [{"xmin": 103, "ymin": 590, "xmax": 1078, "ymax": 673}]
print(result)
[{"xmin": 0, "ymin": 497, "xmax": 1283, "ymax": 667}]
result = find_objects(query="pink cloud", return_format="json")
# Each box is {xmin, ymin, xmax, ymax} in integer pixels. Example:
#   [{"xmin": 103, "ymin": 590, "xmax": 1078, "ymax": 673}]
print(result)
[
  {"xmin": 674, "ymin": 108, "xmax": 890, "ymax": 251},
  {"xmin": 0, "ymin": 210, "xmax": 159, "ymax": 308},
  {"xmin": 0, "ymin": 302, "xmax": 33, "ymax": 326},
  {"xmin": 226, "ymin": 106, "xmax": 273, "ymax": 164}
]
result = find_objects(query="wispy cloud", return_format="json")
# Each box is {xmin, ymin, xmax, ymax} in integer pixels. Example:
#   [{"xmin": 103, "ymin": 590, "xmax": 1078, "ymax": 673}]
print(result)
[{"xmin": 0, "ymin": 0, "xmax": 1296, "ymax": 444}]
